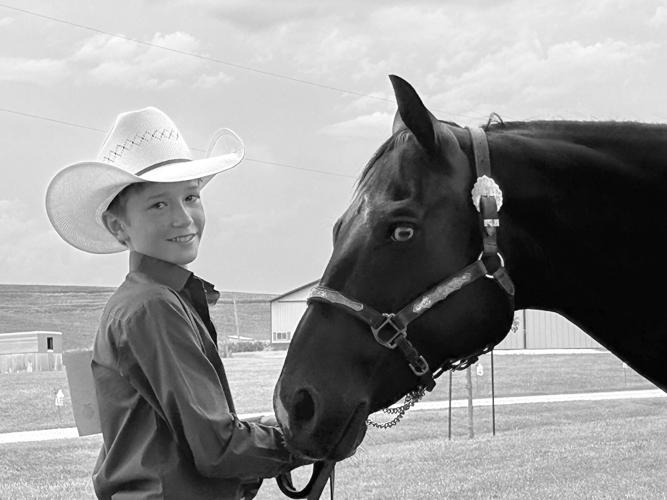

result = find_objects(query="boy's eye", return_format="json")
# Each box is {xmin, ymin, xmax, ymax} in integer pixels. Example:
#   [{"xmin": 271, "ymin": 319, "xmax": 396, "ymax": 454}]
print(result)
[
  {"xmin": 185, "ymin": 194, "xmax": 200, "ymax": 203},
  {"xmin": 151, "ymin": 202, "xmax": 166, "ymax": 209}
]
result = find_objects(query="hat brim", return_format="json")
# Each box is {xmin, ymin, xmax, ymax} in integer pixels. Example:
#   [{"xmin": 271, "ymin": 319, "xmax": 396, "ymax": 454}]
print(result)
[{"xmin": 45, "ymin": 151, "xmax": 243, "ymax": 254}]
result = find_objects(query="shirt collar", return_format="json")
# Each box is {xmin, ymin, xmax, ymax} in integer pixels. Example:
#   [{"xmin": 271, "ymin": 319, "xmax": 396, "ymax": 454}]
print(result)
[
  {"xmin": 129, "ymin": 252, "xmax": 192, "ymax": 291},
  {"xmin": 128, "ymin": 252, "xmax": 221, "ymax": 306}
]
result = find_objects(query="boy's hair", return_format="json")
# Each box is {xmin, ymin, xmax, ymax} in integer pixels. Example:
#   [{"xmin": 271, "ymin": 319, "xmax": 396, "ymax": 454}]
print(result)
[{"xmin": 105, "ymin": 182, "xmax": 150, "ymax": 219}]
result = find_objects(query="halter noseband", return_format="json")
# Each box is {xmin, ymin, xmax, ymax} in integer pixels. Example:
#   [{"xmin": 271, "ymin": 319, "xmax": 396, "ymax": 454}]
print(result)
[{"xmin": 307, "ymin": 127, "xmax": 515, "ymax": 392}]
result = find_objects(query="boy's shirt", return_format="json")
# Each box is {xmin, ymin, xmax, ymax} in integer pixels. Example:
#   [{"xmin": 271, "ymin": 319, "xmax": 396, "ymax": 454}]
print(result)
[{"xmin": 92, "ymin": 252, "xmax": 293, "ymax": 500}]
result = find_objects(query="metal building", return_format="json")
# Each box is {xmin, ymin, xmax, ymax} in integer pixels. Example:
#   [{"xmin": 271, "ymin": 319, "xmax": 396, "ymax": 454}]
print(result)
[
  {"xmin": 0, "ymin": 331, "xmax": 63, "ymax": 373},
  {"xmin": 270, "ymin": 281, "xmax": 318, "ymax": 344},
  {"xmin": 270, "ymin": 281, "xmax": 603, "ymax": 349}
]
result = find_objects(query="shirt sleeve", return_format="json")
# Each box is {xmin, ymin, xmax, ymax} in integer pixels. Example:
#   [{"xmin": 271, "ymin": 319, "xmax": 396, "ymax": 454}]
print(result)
[{"xmin": 116, "ymin": 289, "xmax": 296, "ymax": 480}]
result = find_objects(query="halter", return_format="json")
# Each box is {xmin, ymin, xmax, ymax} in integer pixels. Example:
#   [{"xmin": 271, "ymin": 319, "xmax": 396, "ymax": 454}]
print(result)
[{"xmin": 307, "ymin": 127, "xmax": 515, "ymax": 393}]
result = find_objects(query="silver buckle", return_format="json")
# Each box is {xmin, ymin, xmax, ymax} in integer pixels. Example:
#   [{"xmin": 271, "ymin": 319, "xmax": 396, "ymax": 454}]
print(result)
[
  {"xmin": 371, "ymin": 313, "xmax": 406, "ymax": 349},
  {"xmin": 409, "ymin": 355, "xmax": 430, "ymax": 376},
  {"xmin": 471, "ymin": 175, "xmax": 503, "ymax": 212}
]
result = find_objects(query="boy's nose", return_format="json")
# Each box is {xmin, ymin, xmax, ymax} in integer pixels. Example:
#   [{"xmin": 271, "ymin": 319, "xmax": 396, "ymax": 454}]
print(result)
[{"xmin": 171, "ymin": 204, "xmax": 195, "ymax": 226}]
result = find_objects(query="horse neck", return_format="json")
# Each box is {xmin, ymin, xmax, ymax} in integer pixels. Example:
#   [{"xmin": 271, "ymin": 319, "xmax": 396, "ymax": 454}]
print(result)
[{"xmin": 489, "ymin": 122, "xmax": 667, "ymax": 331}]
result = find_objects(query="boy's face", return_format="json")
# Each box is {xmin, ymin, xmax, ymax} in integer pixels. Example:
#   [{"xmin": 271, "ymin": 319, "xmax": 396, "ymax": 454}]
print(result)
[{"xmin": 116, "ymin": 180, "xmax": 205, "ymax": 266}]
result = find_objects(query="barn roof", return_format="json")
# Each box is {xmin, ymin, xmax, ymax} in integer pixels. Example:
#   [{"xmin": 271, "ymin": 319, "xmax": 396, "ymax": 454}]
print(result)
[
  {"xmin": 0, "ymin": 331, "xmax": 62, "ymax": 338},
  {"xmin": 270, "ymin": 280, "xmax": 319, "ymax": 302}
]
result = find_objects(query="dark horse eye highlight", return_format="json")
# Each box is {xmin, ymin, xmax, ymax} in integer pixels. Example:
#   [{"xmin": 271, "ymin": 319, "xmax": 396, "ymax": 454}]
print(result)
[{"xmin": 391, "ymin": 226, "xmax": 414, "ymax": 242}]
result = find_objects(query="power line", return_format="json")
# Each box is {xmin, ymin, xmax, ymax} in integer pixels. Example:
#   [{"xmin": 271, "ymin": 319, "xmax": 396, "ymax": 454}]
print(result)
[
  {"xmin": 0, "ymin": 106, "xmax": 357, "ymax": 179},
  {"xmin": 0, "ymin": 2, "xmax": 486, "ymax": 122},
  {"xmin": 0, "ymin": 3, "xmax": 391, "ymax": 105},
  {"xmin": 0, "ymin": 107, "xmax": 105, "ymax": 132}
]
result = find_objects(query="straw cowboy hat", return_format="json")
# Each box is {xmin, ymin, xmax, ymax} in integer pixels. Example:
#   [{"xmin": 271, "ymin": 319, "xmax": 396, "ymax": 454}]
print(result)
[{"xmin": 45, "ymin": 106, "xmax": 244, "ymax": 254}]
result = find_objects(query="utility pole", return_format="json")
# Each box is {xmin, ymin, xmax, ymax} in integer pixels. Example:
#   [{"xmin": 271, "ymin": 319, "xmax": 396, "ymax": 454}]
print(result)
[
  {"xmin": 466, "ymin": 365, "xmax": 474, "ymax": 439},
  {"xmin": 232, "ymin": 296, "xmax": 241, "ymax": 340}
]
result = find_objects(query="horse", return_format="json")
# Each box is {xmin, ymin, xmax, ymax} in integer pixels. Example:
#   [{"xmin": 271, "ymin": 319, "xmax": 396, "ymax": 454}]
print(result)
[{"xmin": 273, "ymin": 74, "xmax": 667, "ymax": 464}]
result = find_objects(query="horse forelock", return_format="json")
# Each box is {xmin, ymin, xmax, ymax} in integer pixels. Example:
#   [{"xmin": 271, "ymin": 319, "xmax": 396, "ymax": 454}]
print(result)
[{"xmin": 354, "ymin": 130, "xmax": 414, "ymax": 197}]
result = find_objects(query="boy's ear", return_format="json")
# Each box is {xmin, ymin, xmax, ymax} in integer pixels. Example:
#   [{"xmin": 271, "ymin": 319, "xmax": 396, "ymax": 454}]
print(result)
[{"xmin": 101, "ymin": 211, "xmax": 128, "ymax": 246}]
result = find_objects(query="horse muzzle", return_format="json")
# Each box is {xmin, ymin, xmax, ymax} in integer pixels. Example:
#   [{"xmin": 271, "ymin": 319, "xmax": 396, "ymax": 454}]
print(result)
[{"xmin": 274, "ymin": 377, "xmax": 368, "ymax": 461}]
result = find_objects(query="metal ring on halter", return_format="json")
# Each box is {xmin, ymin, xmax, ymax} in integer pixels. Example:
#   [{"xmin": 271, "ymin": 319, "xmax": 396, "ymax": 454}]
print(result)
[
  {"xmin": 477, "ymin": 251, "xmax": 505, "ymax": 279},
  {"xmin": 370, "ymin": 313, "xmax": 407, "ymax": 349}
]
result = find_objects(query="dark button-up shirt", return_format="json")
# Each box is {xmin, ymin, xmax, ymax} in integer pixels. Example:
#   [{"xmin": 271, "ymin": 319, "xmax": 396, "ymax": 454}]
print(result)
[{"xmin": 92, "ymin": 252, "xmax": 293, "ymax": 499}]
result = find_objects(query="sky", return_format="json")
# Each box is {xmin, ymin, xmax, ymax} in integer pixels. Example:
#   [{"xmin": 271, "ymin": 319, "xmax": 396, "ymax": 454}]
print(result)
[{"xmin": 1, "ymin": 0, "xmax": 666, "ymax": 293}]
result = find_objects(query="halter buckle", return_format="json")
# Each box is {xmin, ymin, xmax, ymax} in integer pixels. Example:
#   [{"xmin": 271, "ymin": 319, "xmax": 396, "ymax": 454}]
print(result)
[
  {"xmin": 409, "ymin": 355, "xmax": 430, "ymax": 377},
  {"xmin": 371, "ymin": 313, "xmax": 407, "ymax": 349}
]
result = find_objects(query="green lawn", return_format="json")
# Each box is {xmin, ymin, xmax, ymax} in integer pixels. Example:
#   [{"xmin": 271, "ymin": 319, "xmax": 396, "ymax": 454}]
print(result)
[
  {"xmin": 0, "ymin": 399, "xmax": 664, "ymax": 499},
  {"xmin": 0, "ymin": 351, "xmax": 656, "ymax": 433}
]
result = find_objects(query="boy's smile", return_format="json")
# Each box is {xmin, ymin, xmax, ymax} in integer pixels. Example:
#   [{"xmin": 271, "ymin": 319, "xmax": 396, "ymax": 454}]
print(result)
[{"xmin": 117, "ymin": 179, "xmax": 205, "ymax": 266}]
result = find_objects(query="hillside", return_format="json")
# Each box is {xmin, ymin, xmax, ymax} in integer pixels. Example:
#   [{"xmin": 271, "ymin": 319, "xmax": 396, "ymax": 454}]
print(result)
[{"xmin": 0, "ymin": 284, "xmax": 277, "ymax": 351}]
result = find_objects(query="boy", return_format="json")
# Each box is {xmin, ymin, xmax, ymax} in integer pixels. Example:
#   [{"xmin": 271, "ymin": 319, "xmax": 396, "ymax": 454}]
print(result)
[{"xmin": 45, "ymin": 107, "xmax": 307, "ymax": 499}]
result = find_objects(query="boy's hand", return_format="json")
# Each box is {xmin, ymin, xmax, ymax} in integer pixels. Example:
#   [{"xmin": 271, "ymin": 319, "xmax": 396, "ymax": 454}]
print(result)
[
  {"xmin": 243, "ymin": 413, "xmax": 277, "ymax": 426},
  {"xmin": 258, "ymin": 414, "xmax": 277, "ymax": 426}
]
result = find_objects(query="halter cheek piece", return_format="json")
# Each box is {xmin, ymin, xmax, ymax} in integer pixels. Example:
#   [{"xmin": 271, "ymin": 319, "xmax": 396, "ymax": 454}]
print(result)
[{"xmin": 307, "ymin": 127, "xmax": 515, "ymax": 392}]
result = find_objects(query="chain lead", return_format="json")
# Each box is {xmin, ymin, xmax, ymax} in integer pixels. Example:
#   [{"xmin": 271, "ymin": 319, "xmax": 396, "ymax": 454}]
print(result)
[{"xmin": 366, "ymin": 387, "xmax": 426, "ymax": 429}]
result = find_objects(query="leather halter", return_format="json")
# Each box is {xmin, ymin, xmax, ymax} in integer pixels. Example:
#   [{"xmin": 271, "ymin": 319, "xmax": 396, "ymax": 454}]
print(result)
[{"xmin": 306, "ymin": 127, "xmax": 515, "ymax": 392}]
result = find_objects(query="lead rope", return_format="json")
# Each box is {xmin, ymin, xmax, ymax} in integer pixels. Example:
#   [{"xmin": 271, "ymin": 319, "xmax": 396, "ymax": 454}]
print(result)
[{"xmin": 276, "ymin": 460, "xmax": 336, "ymax": 500}]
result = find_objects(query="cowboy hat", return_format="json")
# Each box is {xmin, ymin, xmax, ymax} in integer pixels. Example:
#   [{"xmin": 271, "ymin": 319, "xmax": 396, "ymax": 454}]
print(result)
[{"xmin": 45, "ymin": 106, "xmax": 244, "ymax": 254}]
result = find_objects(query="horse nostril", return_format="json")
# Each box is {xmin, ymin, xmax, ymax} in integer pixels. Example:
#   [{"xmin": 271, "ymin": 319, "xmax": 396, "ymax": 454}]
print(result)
[{"xmin": 293, "ymin": 388, "xmax": 316, "ymax": 425}]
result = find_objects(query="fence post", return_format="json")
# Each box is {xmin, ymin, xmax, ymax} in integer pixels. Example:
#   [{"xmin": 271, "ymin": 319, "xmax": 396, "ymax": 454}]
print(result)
[
  {"xmin": 448, "ymin": 370, "xmax": 452, "ymax": 440},
  {"xmin": 491, "ymin": 350, "xmax": 496, "ymax": 436},
  {"xmin": 466, "ymin": 365, "xmax": 474, "ymax": 439}
]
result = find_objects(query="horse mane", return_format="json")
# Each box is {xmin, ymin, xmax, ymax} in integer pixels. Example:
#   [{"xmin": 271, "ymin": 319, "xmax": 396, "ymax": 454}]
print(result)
[
  {"xmin": 354, "ymin": 118, "xmax": 667, "ymax": 198},
  {"xmin": 485, "ymin": 119, "xmax": 667, "ymax": 138}
]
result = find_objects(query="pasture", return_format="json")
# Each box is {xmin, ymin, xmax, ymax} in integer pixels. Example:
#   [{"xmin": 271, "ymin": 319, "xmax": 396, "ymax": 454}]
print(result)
[
  {"xmin": 0, "ymin": 350, "xmax": 656, "ymax": 433},
  {"xmin": 0, "ymin": 351, "xmax": 664, "ymax": 498},
  {"xmin": 0, "ymin": 398, "xmax": 664, "ymax": 498}
]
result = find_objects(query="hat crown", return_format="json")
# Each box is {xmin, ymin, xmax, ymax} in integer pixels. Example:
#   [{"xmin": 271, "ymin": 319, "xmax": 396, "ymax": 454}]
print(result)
[{"xmin": 96, "ymin": 107, "xmax": 192, "ymax": 173}]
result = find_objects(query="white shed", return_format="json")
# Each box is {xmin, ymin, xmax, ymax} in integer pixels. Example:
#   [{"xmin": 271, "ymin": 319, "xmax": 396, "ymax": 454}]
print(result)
[
  {"xmin": 270, "ymin": 280, "xmax": 603, "ymax": 350},
  {"xmin": 497, "ymin": 309, "xmax": 602, "ymax": 349},
  {"xmin": 270, "ymin": 280, "xmax": 318, "ymax": 344}
]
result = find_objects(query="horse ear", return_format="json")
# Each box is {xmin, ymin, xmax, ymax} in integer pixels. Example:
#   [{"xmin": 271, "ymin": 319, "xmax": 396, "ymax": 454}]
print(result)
[
  {"xmin": 389, "ymin": 74, "xmax": 437, "ymax": 154},
  {"xmin": 391, "ymin": 110, "xmax": 406, "ymax": 135}
]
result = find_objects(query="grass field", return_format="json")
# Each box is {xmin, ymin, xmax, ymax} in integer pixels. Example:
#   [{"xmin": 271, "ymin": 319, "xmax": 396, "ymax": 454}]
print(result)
[
  {"xmin": 0, "ymin": 311, "xmax": 664, "ymax": 498},
  {"xmin": 0, "ymin": 284, "xmax": 276, "ymax": 349},
  {"xmin": 0, "ymin": 351, "xmax": 656, "ymax": 434},
  {"xmin": 0, "ymin": 399, "xmax": 665, "ymax": 499}
]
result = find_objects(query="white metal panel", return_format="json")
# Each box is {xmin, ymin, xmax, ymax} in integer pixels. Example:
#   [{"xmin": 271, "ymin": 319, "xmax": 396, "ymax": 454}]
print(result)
[
  {"xmin": 495, "ymin": 312, "xmax": 524, "ymax": 349},
  {"xmin": 0, "ymin": 335, "xmax": 38, "ymax": 354},
  {"xmin": 271, "ymin": 301, "xmax": 308, "ymax": 343},
  {"xmin": 524, "ymin": 310, "xmax": 602, "ymax": 348}
]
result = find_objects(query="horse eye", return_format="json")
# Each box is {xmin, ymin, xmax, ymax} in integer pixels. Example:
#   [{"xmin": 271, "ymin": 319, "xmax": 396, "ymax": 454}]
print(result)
[{"xmin": 391, "ymin": 226, "xmax": 414, "ymax": 242}]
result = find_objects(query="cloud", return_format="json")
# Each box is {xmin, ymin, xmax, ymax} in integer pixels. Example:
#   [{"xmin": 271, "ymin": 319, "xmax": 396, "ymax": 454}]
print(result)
[
  {"xmin": 179, "ymin": 0, "xmax": 460, "ymax": 31},
  {"xmin": 72, "ymin": 32, "xmax": 215, "ymax": 90},
  {"xmin": 0, "ymin": 57, "xmax": 70, "ymax": 85},
  {"xmin": 0, "ymin": 31, "xmax": 233, "ymax": 90},
  {"xmin": 0, "ymin": 199, "xmax": 126, "ymax": 286},
  {"xmin": 194, "ymin": 71, "xmax": 233, "ymax": 88},
  {"xmin": 649, "ymin": 5, "xmax": 667, "ymax": 27},
  {"xmin": 320, "ymin": 111, "xmax": 392, "ymax": 138}
]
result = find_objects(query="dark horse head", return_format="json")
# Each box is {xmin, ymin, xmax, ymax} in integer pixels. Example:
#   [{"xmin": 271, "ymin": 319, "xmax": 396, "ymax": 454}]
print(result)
[
  {"xmin": 274, "ymin": 75, "xmax": 667, "ymax": 461},
  {"xmin": 273, "ymin": 75, "xmax": 516, "ymax": 460}
]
